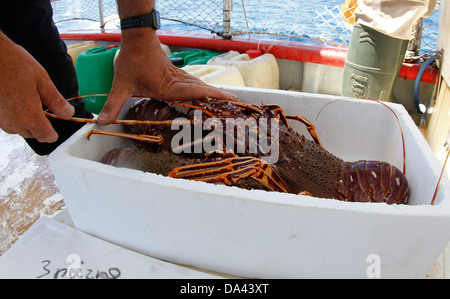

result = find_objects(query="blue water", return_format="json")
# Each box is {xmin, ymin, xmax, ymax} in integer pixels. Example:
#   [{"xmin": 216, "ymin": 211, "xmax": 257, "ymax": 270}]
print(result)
[{"xmin": 52, "ymin": 0, "xmax": 440, "ymax": 53}]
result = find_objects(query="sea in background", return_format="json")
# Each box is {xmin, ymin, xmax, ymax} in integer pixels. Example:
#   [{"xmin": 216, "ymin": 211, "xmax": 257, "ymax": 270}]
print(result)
[{"xmin": 51, "ymin": 0, "xmax": 441, "ymax": 54}]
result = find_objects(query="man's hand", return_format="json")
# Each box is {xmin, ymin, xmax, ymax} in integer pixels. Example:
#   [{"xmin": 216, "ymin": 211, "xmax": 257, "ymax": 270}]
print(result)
[
  {"xmin": 97, "ymin": 28, "xmax": 237, "ymax": 125},
  {"xmin": 0, "ymin": 33, "xmax": 75, "ymax": 142}
]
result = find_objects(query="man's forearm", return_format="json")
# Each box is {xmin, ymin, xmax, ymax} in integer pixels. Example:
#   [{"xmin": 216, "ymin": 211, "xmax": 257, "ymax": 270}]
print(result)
[{"xmin": 116, "ymin": 0, "xmax": 155, "ymax": 19}]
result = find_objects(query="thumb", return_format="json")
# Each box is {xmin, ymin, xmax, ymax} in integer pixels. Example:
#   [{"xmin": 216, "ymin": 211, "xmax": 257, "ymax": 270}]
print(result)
[
  {"xmin": 38, "ymin": 75, "xmax": 74, "ymax": 117},
  {"xmin": 97, "ymin": 88, "xmax": 131, "ymax": 125}
]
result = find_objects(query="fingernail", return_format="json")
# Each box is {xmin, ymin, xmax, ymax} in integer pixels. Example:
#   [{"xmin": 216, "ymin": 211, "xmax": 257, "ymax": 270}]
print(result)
[
  {"xmin": 41, "ymin": 132, "xmax": 58, "ymax": 143},
  {"xmin": 98, "ymin": 111, "xmax": 109, "ymax": 123},
  {"xmin": 49, "ymin": 133, "xmax": 58, "ymax": 143},
  {"xmin": 226, "ymin": 92, "xmax": 238, "ymax": 101},
  {"xmin": 64, "ymin": 102, "xmax": 75, "ymax": 116}
]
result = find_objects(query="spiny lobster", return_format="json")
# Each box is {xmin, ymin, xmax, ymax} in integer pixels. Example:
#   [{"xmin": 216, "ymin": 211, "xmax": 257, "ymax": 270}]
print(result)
[{"xmin": 96, "ymin": 98, "xmax": 409, "ymax": 204}]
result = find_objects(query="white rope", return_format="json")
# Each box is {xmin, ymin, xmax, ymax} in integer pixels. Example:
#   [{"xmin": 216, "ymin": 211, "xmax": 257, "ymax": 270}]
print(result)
[{"xmin": 240, "ymin": 0, "xmax": 251, "ymax": 38}]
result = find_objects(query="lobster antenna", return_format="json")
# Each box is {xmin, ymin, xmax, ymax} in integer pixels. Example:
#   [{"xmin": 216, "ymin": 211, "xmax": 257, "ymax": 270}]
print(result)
[
  {"xmin": 44, "ymin": 94, "xmax": 192, "ymax": 126},
  {"xmin": 44, "ymin": 112, "xmax": 191, "ymax": 126},
  {"xmin": 315, "ymin": 97, "xmax": 406, "ymax": 175},
  {"xmin": 43, "ymin": 93, "xmax": 108, "ymax": 114},
  {"xmin": 431, "ymin": 147, "xmax": 450, "ymax": 205}
]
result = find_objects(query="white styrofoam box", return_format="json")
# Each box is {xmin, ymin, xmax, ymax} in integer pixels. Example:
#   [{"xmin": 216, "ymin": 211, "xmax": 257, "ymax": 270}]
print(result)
[
  {"xmin": 49, "ymin": 86, "xmax": 450, "ymax": 278},
  {"xmin": 182, "ymin": 65, "xmax": 245, "ymax": 87}
]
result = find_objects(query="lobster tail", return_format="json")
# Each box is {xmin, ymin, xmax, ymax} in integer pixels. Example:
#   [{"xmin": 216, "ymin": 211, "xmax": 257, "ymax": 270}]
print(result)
[{"xmin": 336, "ymin": 161, "xmax": 409, "ymax": 204}]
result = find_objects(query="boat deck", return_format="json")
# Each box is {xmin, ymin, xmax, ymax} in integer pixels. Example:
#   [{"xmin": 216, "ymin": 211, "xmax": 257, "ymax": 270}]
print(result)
[{"xmin": 0, "ymin": 131, "xmax": 64, "ymax": 256}]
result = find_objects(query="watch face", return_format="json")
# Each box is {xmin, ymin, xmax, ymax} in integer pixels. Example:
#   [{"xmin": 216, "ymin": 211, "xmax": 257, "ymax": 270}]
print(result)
[{"xmin": 154, "ymin": 10, "xmax": 161, "ymax": 29}]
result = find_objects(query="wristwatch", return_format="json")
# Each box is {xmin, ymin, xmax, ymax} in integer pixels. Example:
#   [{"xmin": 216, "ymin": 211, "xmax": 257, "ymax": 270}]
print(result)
[{"xmin": 120, "ymin": 9, "xmax": 161, "ymax": 30}]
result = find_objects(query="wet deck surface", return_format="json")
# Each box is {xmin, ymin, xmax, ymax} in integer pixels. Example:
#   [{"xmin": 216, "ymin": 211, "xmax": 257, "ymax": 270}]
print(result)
[
  {"xmin": 0, "ymin": 128, "xmax": 447, "ymax": 278},
  {"xmin": 0, "ymin": 130, "xmax": 64, "ymax": 255}
]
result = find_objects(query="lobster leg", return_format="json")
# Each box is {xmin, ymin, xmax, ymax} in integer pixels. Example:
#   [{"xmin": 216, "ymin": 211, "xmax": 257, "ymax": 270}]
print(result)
[
  {"xmin": 174, "ymin": 98, "xmax": 266, "ymax": 117},
  {"xmin": 168, "ymin": 156, "xmax": 291, "ymax": 193},
  {"xmin": 225, "ymin": 100, "xmax": 265, "ymax": 115},
  {"xmin": 171, "ymin": 101, "xmax": 216, "ymax": 117},
  {"xmin": 261, "ymin": 104, "xmax": 290, "ymax": 127},
  {"xmin": 285, "ymin": 115, "xmax": 322, "ymax": 146},
  {"xmin": 260, "ymin": 104, "xmax": 322, "ymax": 146}
]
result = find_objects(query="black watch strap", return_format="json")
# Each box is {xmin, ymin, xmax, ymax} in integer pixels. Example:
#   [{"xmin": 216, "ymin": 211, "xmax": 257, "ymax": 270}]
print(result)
[{"xmin": 120, "ymin": 9, "xmax": 161, "ymax": 30}]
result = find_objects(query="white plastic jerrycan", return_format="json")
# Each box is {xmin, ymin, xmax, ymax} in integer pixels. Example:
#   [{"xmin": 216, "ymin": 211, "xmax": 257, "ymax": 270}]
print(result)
[
  {"xmin": 182, "ymin": 65, "xmax": 245, "ymax": 87},
  {"xmin": 207, "ymin": 50, "xmax": 279, "ymax": 89},
  {"xmin": 67, "ymin": 41, "xmax": 99, "ymax": 66}
]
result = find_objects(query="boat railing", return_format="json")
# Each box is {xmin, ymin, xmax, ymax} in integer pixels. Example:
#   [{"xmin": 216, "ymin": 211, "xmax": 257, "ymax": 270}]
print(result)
[{"xmin": 50, "ymin": 0, "xmax": 440, "ymax": 55}]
